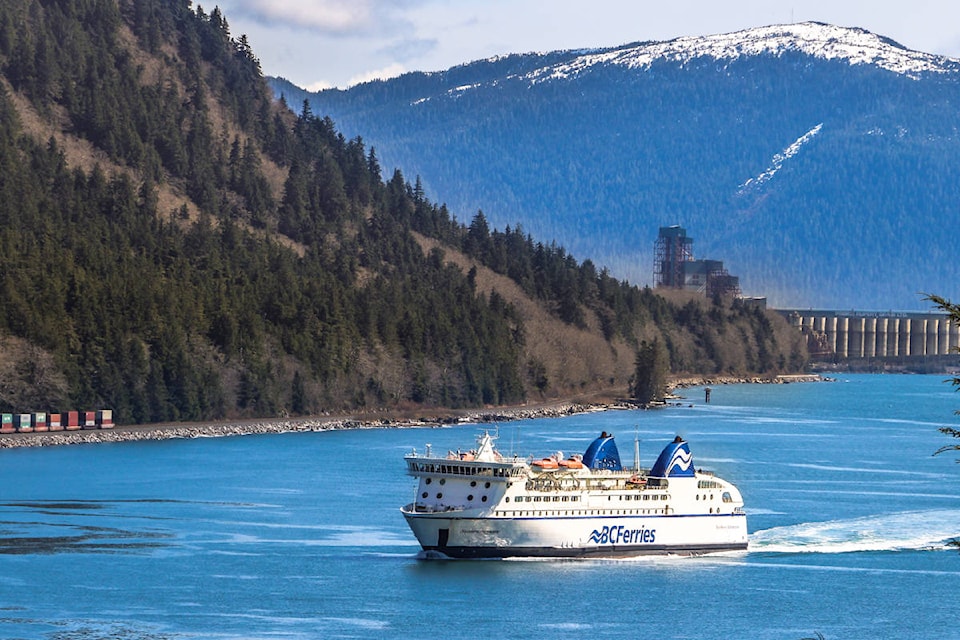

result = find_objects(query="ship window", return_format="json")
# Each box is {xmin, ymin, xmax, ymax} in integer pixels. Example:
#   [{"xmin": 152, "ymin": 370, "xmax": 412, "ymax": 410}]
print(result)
[
  {"xmin": 505, "ymin": 497, "xmax": 510, "ymax": 503},
  {"xmin": 562, "ymin": 496, "xmax": 569, "ymax": 502},
  {"xmin": 425, "ymin": 478, "xmax": 432, "ymax": 485},
  {"xmin": 482, "ymin": 496, "xmax": 488, "ymax": 502},
  {"xmin": 421, "ymin": 492, "xmax": 428, "ymax": 499},
  {"xmin": 485, "ymin": 482, "xmax": 491, "ymax": 489},
  {"xmin": 695, "ymin": 495, "xmax": 699, "ymax": 500},
  {"xmin": 471, "ymin": 481, "xmax": 477, "ymax": 487},
  {"xmin": 643, "ymin": 495, "xmax": 649, "ymax": 501},
  {"xmin": 722, "ymin": 492, "xmax": 732, "ymax": 503},
  {"xmin": 534, "ymin": 497, "xmax": 541, "ymax": 502},
  {"xmin": 436, "ymin": 493, "xmax": 442, "ymax": 499},
  {"xmin": 467, "ymin": 495, "xmax": 474, "ymax": 501},
  {"xmin": 553, "ymin": 496, "xmax": 560, "ymax": 502}
]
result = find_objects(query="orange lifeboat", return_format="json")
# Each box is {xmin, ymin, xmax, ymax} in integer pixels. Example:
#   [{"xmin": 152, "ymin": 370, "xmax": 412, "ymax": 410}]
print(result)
[
  {"xmin": 558, "ymin": 458, "xmax": 584, "ymax": 469},
  {"xmin": 532, "ymin": 458, "xmax": 560, "ymax": 469}
]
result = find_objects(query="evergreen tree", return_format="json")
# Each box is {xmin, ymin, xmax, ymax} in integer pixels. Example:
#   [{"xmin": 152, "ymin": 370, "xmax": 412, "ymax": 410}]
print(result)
[{"xmin": 632, "ymin": 339, "xmax": 669, "ymax": 404}]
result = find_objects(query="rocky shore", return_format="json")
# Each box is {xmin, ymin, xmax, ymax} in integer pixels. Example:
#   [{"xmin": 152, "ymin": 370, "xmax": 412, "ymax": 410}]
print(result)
[
  {"xmin": 0, "ymin": 400, "xmax": 641, "ymax": 449},
  {"xmin": 0, "ymin": 374, "xmax": 825, "ymax": 449}
]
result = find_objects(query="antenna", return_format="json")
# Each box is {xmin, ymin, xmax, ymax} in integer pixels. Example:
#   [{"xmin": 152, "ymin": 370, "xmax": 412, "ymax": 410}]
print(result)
[{"xmin": 633, "ymin": 427, "xmax": 640, "ymax": 473}]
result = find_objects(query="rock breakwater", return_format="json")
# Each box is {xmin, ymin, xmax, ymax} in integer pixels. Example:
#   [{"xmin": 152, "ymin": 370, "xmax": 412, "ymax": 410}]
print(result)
[{"xmin": 0, "ymin": 401, "xmax": 640, "ymax": 449}]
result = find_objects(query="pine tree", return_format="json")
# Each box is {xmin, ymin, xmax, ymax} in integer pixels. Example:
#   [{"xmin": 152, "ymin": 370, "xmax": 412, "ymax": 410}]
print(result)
[{"xmin": 632, "ymin": 339, "xmax": 669, "ymax": 404}]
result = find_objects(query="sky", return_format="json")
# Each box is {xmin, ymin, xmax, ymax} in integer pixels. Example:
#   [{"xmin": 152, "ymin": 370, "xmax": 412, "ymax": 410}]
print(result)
[{"xmin": 209, "ymin": 0, "xmax": 960, "ymax": 91}]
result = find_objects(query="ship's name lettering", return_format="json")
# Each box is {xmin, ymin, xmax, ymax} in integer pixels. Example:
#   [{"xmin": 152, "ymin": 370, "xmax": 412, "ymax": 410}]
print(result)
[{"xmin": 589, "ymin": 525, "xmax": 655, "ymax": 545}]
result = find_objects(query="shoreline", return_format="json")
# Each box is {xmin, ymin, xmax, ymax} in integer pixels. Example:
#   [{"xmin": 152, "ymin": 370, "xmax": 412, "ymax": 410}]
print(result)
[{"xmin": 0, "ymin": 374, "xmax": 825, "ymax": 449}]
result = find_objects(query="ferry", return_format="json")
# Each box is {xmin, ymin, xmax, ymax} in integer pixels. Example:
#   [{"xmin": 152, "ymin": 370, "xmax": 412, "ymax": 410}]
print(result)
[{"xmin": 401, "ymin": 431, "xmax": 747, "ymax": 558}]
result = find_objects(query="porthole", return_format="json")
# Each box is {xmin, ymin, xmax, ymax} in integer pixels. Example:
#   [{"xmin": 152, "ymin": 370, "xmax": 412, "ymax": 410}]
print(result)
[
  {"xmin": 421, "ymin": 492, "xmax": 428, "ymax": 498},
  {"xmin": 484, "ymin": 482, "xmax": 491, "ymax": 489},
  {"xmin": 470, "ymin": 480, "xmax": 477, "ymax": 487},
  {"xmin": 467, "ymin": 495, "xmax": 474, "ymax": 501},
  {"xmin": 425, "ymin": 478, "xmax": 432, "ymax": 485},
  {"xmin": 481, "ymin": 496, "xmax": 488, "ymax": 502},
  {"xmin": 436, "ymin": 493, "xmax": 443, "ymax": 499},
  {"xmin": 505, "ymin": 497, "xmax": 510, "ymax": 502},
  {"xmin": 696, "ymin": 495, "xmax": 699, "ymax": 501},
  {"xmin": 439, "ymin": 478, "xmax": 446, "ymax": 485}
]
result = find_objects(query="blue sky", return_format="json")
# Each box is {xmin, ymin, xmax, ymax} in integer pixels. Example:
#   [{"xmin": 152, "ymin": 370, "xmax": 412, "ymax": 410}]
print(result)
[{"xmin": 210, "ymin": 1, "xmax": 960, "ymax": 90}]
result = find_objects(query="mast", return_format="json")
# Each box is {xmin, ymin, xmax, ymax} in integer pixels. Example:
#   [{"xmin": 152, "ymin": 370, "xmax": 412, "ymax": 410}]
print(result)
[{"xmin": 634, "ymin": 428, "xmax": 640, "ymax": 472}]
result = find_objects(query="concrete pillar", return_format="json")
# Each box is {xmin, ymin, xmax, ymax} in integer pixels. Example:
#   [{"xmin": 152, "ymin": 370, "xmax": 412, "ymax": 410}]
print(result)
[
  {"xmin": 950, "ymin": 320, "xmax": 960, "ymax": 354},
  {"xmin": 938, "ymin": 318, "xmax": 949, "ymax": 355},
  {"xmin": 865, "ymin": 317, "xmax": 877, "ymax": 358},
  {"xmin": 887, "ymin": 318, "xmax": 899, "ymax": 357},
  {"xmin": 815, "ymin": 316, "xmax": 826, "ymax": 333},
  {"xmin": 826, "ymin": 316, "xmax": 838, "ymax": 354},
  {"xmin": 900, "ymin": 318, "xmax": 911, "ymax": 356},
  {"xmin": 876, "ymin": 318, "xmax": 887, "ymax": 357},
  {"xmin": 838, "ymin": 317, "xmax": 849, "ymax": 358},
  {"xmin": 849, "ymin": 317, "xmax": 864, "ymax": 358},
  {"xmin": 911, "ymin": 319, "xmax": 927, "ymax": 356}
]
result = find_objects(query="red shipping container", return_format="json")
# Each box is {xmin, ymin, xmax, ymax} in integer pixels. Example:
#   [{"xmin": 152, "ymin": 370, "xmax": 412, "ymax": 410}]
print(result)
[
  {"xmin": 82, "ymin": 411, "xmax": 97, "ymax": 429},
  {"xmin": 48, "ymin": 413, "xmax": 63, "ymax": 431},
  {"xmin": 64, "ymin": 411, "xmax": 81, "ymax": 430}
]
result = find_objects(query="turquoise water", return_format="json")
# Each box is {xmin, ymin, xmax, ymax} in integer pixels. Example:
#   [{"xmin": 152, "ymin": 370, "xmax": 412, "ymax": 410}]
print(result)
[{"xmin": 2, "ymin": 374, "xmax": 959, "ymax": 639}]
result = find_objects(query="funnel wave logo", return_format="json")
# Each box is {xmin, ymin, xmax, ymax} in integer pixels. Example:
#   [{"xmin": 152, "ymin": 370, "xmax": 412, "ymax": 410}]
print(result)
[{"xmin": 668, "ymin": 447, "xmax": 692, "ymax": 475}]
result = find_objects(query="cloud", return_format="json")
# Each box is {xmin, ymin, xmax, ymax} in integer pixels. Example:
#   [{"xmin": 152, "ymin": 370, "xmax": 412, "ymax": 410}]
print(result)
[
  {"xmin": 224, "ymin": 0, "xmax": 428, "ymax": 37},
  {"xmin": 346, "ymin": 63, "xmax": 407, "ymax": 86},
  {"xmin": 378, "ymin": 37, "xmax": 438, "ymax": 62},
  {"xmin": 223, "ymin": 0, "xmax": 373, "ymax": 34}
]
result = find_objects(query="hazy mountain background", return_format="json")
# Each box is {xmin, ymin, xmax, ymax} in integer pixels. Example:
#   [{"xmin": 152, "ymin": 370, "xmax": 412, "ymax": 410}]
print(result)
[{"xmin": 273, "ymin": 22, "xmax": 960, "ymax": 311}]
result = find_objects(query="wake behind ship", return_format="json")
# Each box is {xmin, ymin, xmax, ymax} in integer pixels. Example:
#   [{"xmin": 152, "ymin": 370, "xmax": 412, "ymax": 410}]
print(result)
[{"xmin": 401, "ymin": 431, "xmax": 747, "ymax": 558}]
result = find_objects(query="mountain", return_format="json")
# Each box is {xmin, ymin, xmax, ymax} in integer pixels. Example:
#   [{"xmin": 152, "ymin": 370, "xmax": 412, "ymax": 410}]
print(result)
[
  {"xmin": 0, "ymin": 0, "xmax": 806, "ymax": 423},
  {"xmin": 274, "ymin": 22, "xmax": 960, "ymax": 310}
]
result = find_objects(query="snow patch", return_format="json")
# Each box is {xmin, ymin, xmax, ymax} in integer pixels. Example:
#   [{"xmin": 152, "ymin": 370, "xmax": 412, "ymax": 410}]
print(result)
[
  {"xmin": 527, "ymin": 23, "xmax": 957, "ymax": 84},
  {"xmin": 739, "ymin": 123, "xmax": 823, "ymax": 192}
]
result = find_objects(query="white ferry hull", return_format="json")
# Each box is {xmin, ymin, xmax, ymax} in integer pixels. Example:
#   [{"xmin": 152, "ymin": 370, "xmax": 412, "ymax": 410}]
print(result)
[{"xmin": 402, "ymin": 509, "xmax": 748, "ymax": 558}]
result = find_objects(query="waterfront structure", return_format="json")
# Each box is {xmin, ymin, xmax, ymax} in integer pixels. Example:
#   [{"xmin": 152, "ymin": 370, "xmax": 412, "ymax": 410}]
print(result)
[
  {"xmin": 653, "ymin": 226, "xmax": 740, "ymax": 297},
  {"xmin": 780, "ymin": 309, "xmax": 959, "ymax": 359}
]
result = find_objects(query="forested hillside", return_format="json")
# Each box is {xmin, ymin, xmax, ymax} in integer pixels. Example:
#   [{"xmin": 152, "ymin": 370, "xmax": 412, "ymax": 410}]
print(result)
[
  {"xmin": 0, "ymin": 0, "xmax": 806, "ymax": 424},
  {"xmin": 281, "ymin": 23, "xmax": 960, "ymax": 310}
]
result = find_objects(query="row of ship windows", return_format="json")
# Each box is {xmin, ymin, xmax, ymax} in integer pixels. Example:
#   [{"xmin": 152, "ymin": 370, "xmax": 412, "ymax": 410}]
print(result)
[
  {"xmin": 425, "ymin": 478, "xmax": 492, "ymax": 489},
  {"xmin": 506, "ymin": 494, "xmax": 670, "ymax": 503},
  {"xmin": 500, "ymin": 509, "xmax": 671, "ymax": 517},
  {"xmin": 499, "ymin": 507, "xmax": 726, "ymax": 516},
  {"xmin": 411, "ymin": 464, "xmax": 518, "ymax": 477},
  {"xmin": 423, "ymin": 492, "xmax": 489, "ymax": 502}
]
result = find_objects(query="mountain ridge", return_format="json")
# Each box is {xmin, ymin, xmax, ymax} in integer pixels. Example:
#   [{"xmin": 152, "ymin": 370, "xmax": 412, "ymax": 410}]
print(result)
[{"xmin": 277, "ymin": 21, "xmax": 960, "ymax": 311}]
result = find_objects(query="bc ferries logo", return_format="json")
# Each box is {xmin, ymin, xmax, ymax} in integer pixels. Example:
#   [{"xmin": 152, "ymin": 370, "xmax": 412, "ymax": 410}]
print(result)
[
  {"xmin": 589, "ymin": 525, "xmax": 656, "ymax": 545},
  {"xmin": 667, "ymin": 447, "xmax": 692, "ymax": 475}
]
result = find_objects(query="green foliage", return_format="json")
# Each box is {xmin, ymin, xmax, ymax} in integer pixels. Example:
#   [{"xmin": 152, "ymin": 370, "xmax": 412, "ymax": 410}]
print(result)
[
  {"xmin": 924, "ymin": 295, "xmax": 960, "ymax": 460},
  {"xmin": 632, "ymin": 340, "xmax": 669, "ymax": 404},
  {"xmin": 0, "ymin": 1, "xmax": 806, "ymax": 425}
]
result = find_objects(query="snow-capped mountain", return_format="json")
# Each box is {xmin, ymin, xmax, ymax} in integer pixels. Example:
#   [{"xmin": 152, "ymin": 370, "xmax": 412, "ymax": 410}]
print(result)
[
  {"xmin": 526, "ymin": 22, "xmax": 957, "ymax": 82},
  {"xmin": 271, "ymin": 23, "xmax": 960, "ymax": 310}
]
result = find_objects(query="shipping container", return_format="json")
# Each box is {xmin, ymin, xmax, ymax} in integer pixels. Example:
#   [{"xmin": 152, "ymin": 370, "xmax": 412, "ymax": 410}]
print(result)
[
  {"xmin": 48, "ymin": 413, "xmax": 63, "ymax": 431},
  {"xmin": 0, "ymin": 413, "xmax": 13, "ymax": 434},
  {"xmin": 16, "ymin": 414, "xmax": 33, "ymax": 433},
  {"xmin": 32, "ymin": 412, "xmax": 48, "ymax": 432},
  {"xmin": 64, "ymin": 410, "xmax": 80, "ymax": 430},
  {"xmin": 96, "ymin": 409, "xmax": 114, "ymax": 428},
  {"xmin": 82, "ymin": 411, "xmax": 97, "ymax": 429}
]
